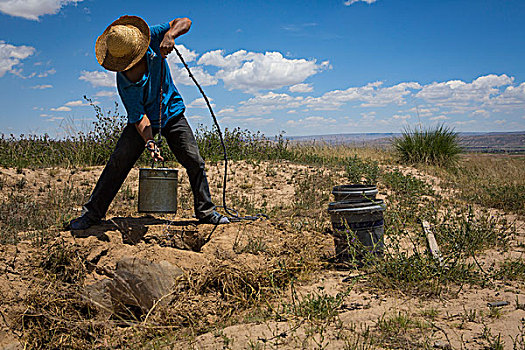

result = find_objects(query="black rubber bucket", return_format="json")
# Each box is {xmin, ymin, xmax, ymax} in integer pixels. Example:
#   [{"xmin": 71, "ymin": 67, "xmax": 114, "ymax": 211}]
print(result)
[
  {"xmin": 331, "ymin": 184, "xmax": 378, "ymax": 202},
  {"xmin": 328, "ymin": 199, "xmax": 385, "ymax": 260}
]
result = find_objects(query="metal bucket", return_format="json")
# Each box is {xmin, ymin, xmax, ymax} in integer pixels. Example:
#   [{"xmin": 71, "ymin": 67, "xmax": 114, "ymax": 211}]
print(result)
[
  {"xmin": 328, "ymin": 199, "xmax": 385, "ymax": 260},
  {"xmin": 332, "ymin": 184, "xmax": 378, "ymax": 202},
  {"xmin": 138, "ymin": 168, "xmax": 178, "ymax": 213}
]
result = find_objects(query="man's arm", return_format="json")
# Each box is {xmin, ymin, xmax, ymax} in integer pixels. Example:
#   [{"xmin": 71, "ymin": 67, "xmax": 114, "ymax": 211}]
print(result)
[
  {"xmin": 135, "ymin": 115, "xmax": 164, "ymax": 161},
  {"xmin": 159, "ymin": 17, "xmax": 192, "ymax": 58}
]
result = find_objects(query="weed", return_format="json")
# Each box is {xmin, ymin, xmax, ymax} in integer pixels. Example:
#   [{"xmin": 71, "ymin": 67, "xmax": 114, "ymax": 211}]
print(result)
[
  {"xmin": 15, "ymin": 177, "xmax": 27, "ymax": 189},
  {"xmin": 461, "ymin": 307, "xmax": 478, "ymax": 323},
  {"xmin": 375, "ymin": 312, "xmax": 427, "ymax": 348},
  {"xmin": 0, "ymin": 183, "xmax": 87, "ymax": 244},
  {"xmin": 238, "ymin": 236, "xmax": 267, "ymax": 255},
  {"xmin": 516, "ymin": 296, "xmax": 525, "ymax": 311},
  {"xmin": 434, "ymin": 205, "xmax": 513, "ymax": 256},
  {"xmin": 381, "ymin": 168, "xmax": 434, "ymax": 197},
  {"xmin": 420, "ymin": 308, "xmax": 439, "ymax": 321},
  {"xmin": 345, "ymin": 155, "xmax": 380, "ymax": 184},
  {"xmin": 489, "ymin": 306, "xmax": 502, "ymax": 319},
  {"xmin": 289, "ymin": 288, "xmax": 347, "ymax": 322},
  {"xmin": 496, "ymin": 258, "xmax": 525, "ymax": 281},
  {"xmin": 513, "ymin": 321, "xmax": 525, "ymax": 349},
  {"xmin": 393, "ymin": 124, "xmax": 461, "ymax": 166}
]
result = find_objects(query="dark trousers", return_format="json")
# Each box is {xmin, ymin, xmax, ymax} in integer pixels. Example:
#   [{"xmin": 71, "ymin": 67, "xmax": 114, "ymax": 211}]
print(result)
[{"xmin": 82, "ymin": 114, "xmax": 215, "ymax": 220}]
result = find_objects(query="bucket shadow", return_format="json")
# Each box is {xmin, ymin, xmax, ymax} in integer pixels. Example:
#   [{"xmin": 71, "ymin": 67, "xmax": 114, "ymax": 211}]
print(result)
[{"xmin": 70, "ymin": 215, "xmax": 199, "ymax": 245}]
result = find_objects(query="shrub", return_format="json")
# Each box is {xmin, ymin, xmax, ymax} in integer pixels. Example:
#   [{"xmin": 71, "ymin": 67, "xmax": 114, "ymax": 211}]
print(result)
[
  {"xmin": 393, "ymin": 124, "xmax": 461, "ymax": 166},
  {"xmin": 195, "ymin": 126, "xmax": 291, "ymax": 162}
]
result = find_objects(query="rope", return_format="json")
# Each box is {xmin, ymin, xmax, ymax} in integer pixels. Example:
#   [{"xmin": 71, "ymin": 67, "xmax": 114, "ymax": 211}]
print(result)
[
  {"xmin": 151, "ymin": 60, "xmax": 165, "ymax": 169},
  {"xmin": 173, "ymin": 46, "xmax": 267, "ymax": 223}
]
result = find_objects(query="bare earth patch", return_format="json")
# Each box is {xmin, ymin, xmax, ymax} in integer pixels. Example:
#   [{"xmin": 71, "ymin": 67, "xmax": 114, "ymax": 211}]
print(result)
[{"xmin": 0, "ymin": 157, "xmax": 524, "ymax": 349}]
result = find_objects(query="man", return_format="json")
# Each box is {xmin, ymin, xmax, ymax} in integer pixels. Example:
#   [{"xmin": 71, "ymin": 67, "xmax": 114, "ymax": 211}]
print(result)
[{"xmin": 69, "ymin": 15, "xmax": 229, "ymax": 230}]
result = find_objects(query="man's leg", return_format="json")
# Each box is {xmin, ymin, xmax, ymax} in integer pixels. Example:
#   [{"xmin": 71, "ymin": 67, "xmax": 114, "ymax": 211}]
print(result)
[
  {"xmin": 161, "ymin": 115, "xmax": 216, "ymax": 220},
  {"xmin": 73, "ymin": 124, "xmax": 145, "ymax": 227}
]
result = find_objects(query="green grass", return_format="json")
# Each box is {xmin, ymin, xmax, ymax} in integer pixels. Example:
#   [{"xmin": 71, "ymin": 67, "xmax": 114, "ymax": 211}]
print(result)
[
  {"xmin": 393, "ymin": 124, "xmax": 461, "ymax": 166},
  {"xmin": 496, "ymin": 258, "xmax": 525, "ymax": 281},
  {"xmin": 0, "ymin": 182, "xmax": 88, "ymax": 245}
]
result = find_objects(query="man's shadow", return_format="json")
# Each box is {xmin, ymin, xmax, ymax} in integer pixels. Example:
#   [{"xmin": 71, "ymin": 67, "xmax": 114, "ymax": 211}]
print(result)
[{"xmin": 70, "ymin": 215, "xmax": 199, "ymax": 245}]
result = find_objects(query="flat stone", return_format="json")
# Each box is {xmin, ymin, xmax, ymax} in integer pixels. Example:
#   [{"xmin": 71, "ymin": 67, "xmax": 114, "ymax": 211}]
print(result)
[{"xmin": 85, "ymin": 257, "xmax": 183, "ymax": 317}]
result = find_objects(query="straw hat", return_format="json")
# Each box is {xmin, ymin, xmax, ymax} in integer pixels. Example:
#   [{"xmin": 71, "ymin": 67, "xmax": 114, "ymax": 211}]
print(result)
[{"xmin": 95, "ymin": 15, "xmax": 150, "ymax": 72}]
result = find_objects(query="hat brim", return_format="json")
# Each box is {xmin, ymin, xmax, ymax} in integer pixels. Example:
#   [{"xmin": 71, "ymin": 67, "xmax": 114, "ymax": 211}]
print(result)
[{"xmin": 95, "ymin": 15, "xmax": 151, "ymax": 72}]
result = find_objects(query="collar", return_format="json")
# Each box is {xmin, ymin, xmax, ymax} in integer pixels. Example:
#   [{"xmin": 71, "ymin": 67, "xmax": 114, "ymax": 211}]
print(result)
[{"xmin": 118, "ymin": 47, "xmax": 154, "ymax": 88}]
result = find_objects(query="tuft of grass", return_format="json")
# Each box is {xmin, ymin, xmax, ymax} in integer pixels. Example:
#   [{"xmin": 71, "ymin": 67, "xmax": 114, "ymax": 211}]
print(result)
[
  {"xmin": 393, "ymin": 124, "xmax": 461, "ymax": 166},
  {"xmin": 496, "ymin": 258, "xmax": 525, "ymax": 281}
]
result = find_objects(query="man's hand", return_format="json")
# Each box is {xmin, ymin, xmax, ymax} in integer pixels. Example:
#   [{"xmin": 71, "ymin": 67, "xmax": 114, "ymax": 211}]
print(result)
[
  {"xmin": 146, "ymin": 140, "xmax": 164, "ymax": 162},
  {"xmin": 159, "ymin": 35, "xmax": 175, "ymax": 58},
  {"xmin": 159, "ymin": 17, "xmax": 192, "ymax": 58},
  {"xmin": 135, "ymin": 115, "xmax": 163, "ymax": 161}
]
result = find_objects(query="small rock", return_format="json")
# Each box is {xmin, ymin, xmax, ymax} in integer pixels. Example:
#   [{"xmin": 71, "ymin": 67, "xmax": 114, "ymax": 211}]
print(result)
[{"xmin": 433, "ymin": 340, "xmax": 451, "ymax": 349}]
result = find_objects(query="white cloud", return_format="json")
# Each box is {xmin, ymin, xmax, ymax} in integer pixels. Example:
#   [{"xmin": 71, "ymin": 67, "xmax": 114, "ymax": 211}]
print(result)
[
  {"xmin": 199, "ymin": 49, "xmax": 328, "ymax": 92},
  {"xmin": 407, "ymin": 106, "xmax": 438, "ymax": 118},
  {"xmin": 37, "ymin": 68, "xmax": 56, "ymax": 77},
  {"xmin": 64, "ymin": 100, "xmax": 89, "ymax": 107},
  {"xmin": 430, "ymin": 115, "xmax": 450, "ymax": 121},
  {"xmin": 187, "ymin": 97, "xmax": 215, "ymax": 109},
  {"xmin": 490, "ymin": 82, "xmax": 525, "ymax": 108},
  {"xmin": 39, "ymin": 113, "xmax": 51, "ymax": 117},
  {"xmin": 392, "ymin": 114, "xmax": 411, "ymax": 120},
  {"xmin": 0, "ymin": 41, "xmax": 35, "ymax": 77},
  {"xmin": 220, "ymin": 116, "xmax": 275, "ymax": 127},
  {"xmin": 303, "ymin": 81, "xmax": 421, "ymax": 110},
  {"xmin": 221, "ymin": 74, "xmax": 525, "ymax": 128},
  {"xmin": 289, "ymin": 83, "xmax": 313, "ymax": 93},
  {"xmin": 232, "ymin": 92, "xmax": 304, "ymax": 116},
  {"xmin": 95, "ymin": 90, "xmax": 117, "ymax": 97},
  {"xmin": 187, "ymin": 115, "xmax": 204, "ymax": 121},
  {"xmin": 50, "ymin": 106, "xmax": 71, "ymax": 112},
  {"xmin": 166, "ymin": 44, "xmax": 217, "ymax": 86},
  {"xmin": 286, "ymin": 116, "xmax": 337, "ymax": 128},
  {"xmin": 217, "ymin": 108, "xmax": 235, "ymax": 116},
  {"xmin": 494, "ymin": 119, "xmax": 506, "ymax": 125},
  {"xmin": 170, "ymin": 65, "xmax": 218, "ymax": 86},
  {"xmin": 416, "ymin": 74, "xmax": 514, "ymax": 107},
  {"xmin": 0, "ymin": 0, "xmax": 84, "ymax": 20},
  {"xmin": 169, "ymin": 44, "xmax": 198, "ymax": 63},
  {"xmin": 453, "ymin": 120, "xmax": 476, "ymax": 126},
  {"xmin": 31, "ymin": 84, "xmax": 52, "ymax": 89},
  {"xmin": 344, "ymin": 0, "xmax": 378, "ymax": 5},
  {"xmin": 45, "ymin": 116, "xmax": 64, "ymax": 122},
  {"xmin": 79, "ymin": 70, "xmax": 115, "ymax": 87}
]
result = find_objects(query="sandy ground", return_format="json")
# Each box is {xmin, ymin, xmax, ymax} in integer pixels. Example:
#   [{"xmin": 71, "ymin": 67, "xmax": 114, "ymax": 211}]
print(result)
[{"xmin": 0, "ymin": 161, "xmax": 524, "ymax": 349}]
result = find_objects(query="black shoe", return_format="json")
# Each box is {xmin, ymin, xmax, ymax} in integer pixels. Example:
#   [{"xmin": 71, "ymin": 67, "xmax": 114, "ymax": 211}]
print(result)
[
  {"xmin": 68, "ymin": 214, "xmax": 101, "ymax": 230},
  {"xmin": 199, "ymin": 211, "xmax": 230, "ymax": 225}
]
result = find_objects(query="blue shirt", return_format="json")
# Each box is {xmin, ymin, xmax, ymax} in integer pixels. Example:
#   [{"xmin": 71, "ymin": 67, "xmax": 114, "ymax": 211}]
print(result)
[{"xmin": 117, "ymin": 22, "xmax": 185, "ymax": 128}]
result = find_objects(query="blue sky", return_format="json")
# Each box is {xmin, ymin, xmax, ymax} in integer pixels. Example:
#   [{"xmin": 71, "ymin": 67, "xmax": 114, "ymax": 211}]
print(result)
[{"xmin": 1, "ymin": 0, "xmax": 524, "ymax": 137}]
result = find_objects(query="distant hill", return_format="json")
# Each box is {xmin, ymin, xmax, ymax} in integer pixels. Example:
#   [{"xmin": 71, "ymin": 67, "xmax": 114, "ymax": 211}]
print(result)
[{"xmin": 287, "ymin": 131, "xmax": 525, "ymax": 153}]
